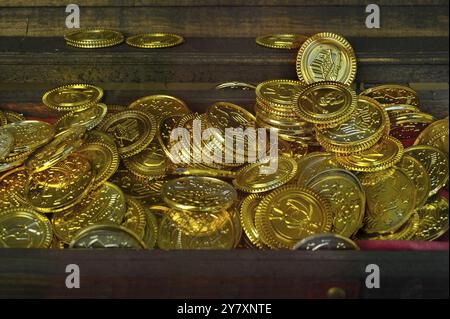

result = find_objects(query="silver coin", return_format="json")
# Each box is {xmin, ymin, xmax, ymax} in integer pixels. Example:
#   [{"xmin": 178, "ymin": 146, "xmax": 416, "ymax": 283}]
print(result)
[{"xmin": 293, "ymin": 233, "xmax": 359, "ymax": 251}]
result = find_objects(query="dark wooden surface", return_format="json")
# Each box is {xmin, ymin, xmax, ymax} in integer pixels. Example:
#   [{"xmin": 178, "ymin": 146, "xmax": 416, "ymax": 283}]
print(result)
[
  {"xmin": 0, "ymin": 37, "xmax": 448, "ymax": 84},
  {"xmin": 0, "ymin": 250, "xmax": 448, "ymax": 299},
  {"xmin": 0, "ymin": 1, "xmax": 448, "ymax": 37}
]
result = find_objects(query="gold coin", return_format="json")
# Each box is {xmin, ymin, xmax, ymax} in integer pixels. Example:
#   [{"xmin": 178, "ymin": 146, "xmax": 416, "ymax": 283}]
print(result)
[
  {"xmin": 123, "ymin": 141, "xmax": 168, "ymax": 180},
  {"xmin": 126, "ymin": 33, "xmax": 184, "ymax": 48},
  {"xmin": 413, "ymin": 196, "xmax": 449, "ymax": 241},
  {"xmin": 233, "ymin": 156, "xmax": 298, "ymax": 193},
  {"xmin": 397, "ymin": 155, "xmax": 431, "ymax": 208},
  {"xmin": 0, "ymin": 166, "xmax": 29, "ymax": 206},
  {"xmin": 0, "ymin": 110, "xmax": 7, "ymax": 126},
  {"xmin": 70, "ymin": 223, "xmax": 146, "ymax": 249},
  {"xmin": 0, "ymin": 207, "xmax": 52, "ymax": 248},
  {"xmin": 122, "ymin": 198, "xmax": 147, "ymax": 239},
  {"xmin": 206, "ymin": 102, "xmax": 256, "ymax": 134},
  {"xmin": 128, "ymin": 95, "xmax": 191, "ymax": 120},
  {"xmin": 360, "ymin": 84, "xmax": 420, "ymax": 107},
  {"xmin": 239, "ymin": 194, "xmax": 267, "ymax": 249},
  {"xmin": 169, "ymin": 167, "xmax": 237, "ymax": 179},
  {"xmin": 295, "ymin": 152, "xmax": 340, "ymax": 186},
  {"xmin": 99, "ymin": 110, "xmax": 157, "ymax": 158},
  {"xmin": 404, "ymin": 145, "xmax": 449, "ymax": 197},
  {"xmin": 389, "ymin": 112, "xmax": 434, "ymax": 140},
  {"xmin": 25, "ymin": 126, "xmax": 86, "ymax": 172},
  {"xmin": 361, "ymin": 167, "xmax": 416, "ymax": 234},
  {"xmin": 4, "ymin": 111, "xmax": 25, "ymax": 123},
  {"xmin": 42, "ymin": 83, "xmax": 104, "ymax": 112},
  {"xmin": 255, "ymin": 185, "xmax": 332, "ymax": 249},
  {"xmin": 256, "ymin": 34, "xmax": 308, "ymax": 49},
  {"xmin": 255, "ymin": 79, "xmax": 304, "ymax": 114},
  {"xmin": 358, "ymin": 213, "xmax": 419, "ymax": 241},
  {"xmin": 0, "ymin": 156, "xmax": 28, "ymax": 173},
  {"xmin": 53, "ymin": 182, "xmax": 127, "ymax": 243},
  {"xmin": 157, "ymin": 212, "xmax": 235, "ymax": 250},
  {"xmin": 142, "ymin": 207, "xmax": 159, "ymax": 249},
  {"xmin": 306, "ymin": 169, "xmax": 365, "ymax": 238},
  {"xmin": 110, "ymin": 166, "xmax": 164, "ymax": 201},
  {"xmin": 65, "ymin": 28, "xmax": 124, "ymax": 48},
  {"xmin": 414, "ymin": 118, "xmax": 449, "ymax": 155},
  {"xmin": 293, "ymin": 81, "xmax": 356, "ymax": 126},
  {"xmin": 26, "ymin": 154, "xmax": 95, "ymax": 213},
  {"xmin": 55, "ymin": 103, "xmax": 107, "ymax": 133},
  {"xmin": 157, "ymin": 115, "xmax": 184, "ymax": 163},
  {"xmin": 77, "ymin": 141, "xmax": 120, "ymax": 189},
  {"xmin": 86, "ymin": 129, "xmax": 116, "ymax": 146},
  {"xmin": 296, "ymin": 32, "xmax": 357, "ymax": 85},
  {"xmin": 315, "ymin": 96, "xmax": 389, "ymax": 153},
  {"xmin": 162, "ymin": 176, "xmax": 237, "ymax": 212},
  {"xmin": 0, "ymin": 129, "xmax": 13, "ymax": 160},
  {"xmin": 167, "ymin": 208, "xmax": 229, "ymax": 237},
  {"xmin": 3, "ymin": 120, "xmax": 55, "ymax": 156},
  {"xmin": 336, "ymin": 136, "xmax": 404, "ymax": 172}
]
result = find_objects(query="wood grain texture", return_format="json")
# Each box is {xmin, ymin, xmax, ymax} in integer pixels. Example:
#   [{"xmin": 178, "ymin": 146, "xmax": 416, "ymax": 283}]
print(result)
[
  {"xmin": 0, "ymin": 5, "xmax": 448, "ymax": 37},
  {"xmin": 0, "ymin": 0, "xmax": 448, "ymax": 7},
  {"xmin": 0, "ymin": 37, "xmax": 448, "ymax": 84},
  {"xmin": 0, "ymin": 250, "xmax": 447, "ymax": 298}
]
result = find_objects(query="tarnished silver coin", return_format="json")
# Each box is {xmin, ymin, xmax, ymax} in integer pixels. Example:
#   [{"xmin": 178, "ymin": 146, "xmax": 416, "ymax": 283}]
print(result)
[{"xmin": 293, "ymin": 233, "xmax": 359, "ymax": 250}]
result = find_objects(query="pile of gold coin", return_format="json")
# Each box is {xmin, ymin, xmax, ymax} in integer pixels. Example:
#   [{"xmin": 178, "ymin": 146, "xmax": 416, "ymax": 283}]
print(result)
[
  {"xmin": 0, "ymin": 31, "xmax": 448, "ymax": 250},
  {"xmin": 64, "ymin": 28, "xmax": 184, "ymax": 49}
]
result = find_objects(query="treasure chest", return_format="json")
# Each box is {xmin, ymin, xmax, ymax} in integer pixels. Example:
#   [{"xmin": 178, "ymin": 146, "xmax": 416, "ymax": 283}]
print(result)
[{"xmin": 0, "ymin": 0, "xmax": 448, "ymax": 299}]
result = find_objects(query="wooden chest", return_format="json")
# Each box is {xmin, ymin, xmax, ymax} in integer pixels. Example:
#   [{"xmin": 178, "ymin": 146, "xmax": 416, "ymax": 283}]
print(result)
[{"xmin": 0, "ymin": 0, "xmax": 448, "ymax": 298}]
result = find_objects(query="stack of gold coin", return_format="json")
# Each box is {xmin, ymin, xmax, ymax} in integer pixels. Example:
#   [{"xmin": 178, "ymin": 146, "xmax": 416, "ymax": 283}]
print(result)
[{"xmin": 254, "ymin": 79, "xmax": 318, "ymax": 147}]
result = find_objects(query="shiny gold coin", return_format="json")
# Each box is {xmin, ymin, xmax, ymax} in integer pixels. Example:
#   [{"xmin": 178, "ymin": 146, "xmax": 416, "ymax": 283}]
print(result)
[
  {"xmin": 256, "ymin": 34, "xmax": 308, "ymax": 49},
  {"xmin": 170, "ymin": 167, "xmax": 237, "ymax": 179},
  {"xmin": 128, "ymin": 95, "xmax": 190, "ymax": 120},
  {"xmin": 162, "ymin": 176, "xmax": 237, "ymax": 212},
  {"xmin": 65, "ymin": 28, "xmax": 124, "ymax": 48},
  {"xmin": 26, "ymin": 154, "xmax": 95, "ymax": 213},
  {"xmin": 255, "ymin": 185, "xmax": 332, "ymax": 249},
  {"xmin": 3, "ymin": 111, "xmax": 25, "ymax": 123},
  {"xmin": 167, "ymin": 208, "xmax": 229, "ymax": 237},
  {"xmin": 123, "ymin": 141, "xmax": 168, "ymax": 180},
  {"xmin": 42, "ymin": 83, "xmax": 104, "ymax": 112},
  {"xmin": 360, "ymin": 84, "xmax": 420, "ymax": 107},
  {"xmin": 397, "ymin": 155, "xmax": 431, "ymax": 208},
  {"xmin": 53, "ymin": 182, "xmax": 127, "ymax": 243},
  {"xmin": 110, "ymin": 166, "xmax": 164, "ymax": 202},
  {"xmin": 55, "ymin": 103, "xmax": 107, "ymax": 133},
  {"xmin": 233, "ymin": 156, "xmax": 298, "ymax": 193},
  {"xmin": 0, "ymin": 166, "xmax": 29, "ymax": 205},
  {"xmin": 336, "ymin": 136, "xmax": 404, "ymax": 172},
  {"xmin": 0, "ymin": 129, "xmax": 13, "ymax": 160},
  {"xmin": 3, "ymin": 120, "xmax": 55, "ymax": 156},
  {"xmin": 0, "ymin": 207, "xmax": 52, "ymax": 248},
  {"xmin": 142, "ymin": 207, "xmax": 159, "ymax": 249},
  {"xmin": 255, "ymin": 79, "xmax": 304, "ymax": 114},
  {"xmin": 315, "ymin": 96, "xmax": 389, "ymax": 154},
  {"xmin": 389, "ymin": 112, "xmax": 434, "ymax": 140},
  {"xmin": 296, "ymin": 32, "xmax": 357, "ymax": 85},
  {"xmin": 413, "ymin": 196, "xmax": 449, "ymax": 241},
  {"xmin": 239, "ymin": 194, "xmax": 267, "ymax": 249},
  {"xmin": 358, "ymin": 213, "xmax": 419, "ymax": 241},
  {"xmin": 206, "ymin": 102, "xmax": 256, "ymax": 134},
  {"xmin": 99, "ymin": 110, "xmax": 157, "ymax": 158},
  {"xmin": 157, "ymin": 212, "xmax": 235, "ymax": 250},
  {"xmin": 122, "ymin": 198, "xmax": 147, "ymax": 239},
  {"xmin": 126, "ymin": 33, "xmax": 184, "ymax": 48},
  {"xmin": 157, "ymin": 115, "xmax": 184, "ymax": 163},
  {"xmin": 86, "ymin": 129, "xmax": 116, "ymax": 146},
  {"xmin": 306, "ymin": 169, "xmax": 365, "ymax": 238},
  {"xmin": 77, "ymin": 141, "xmax": 119, "ymax": 189},
  {"xmin": 0, "ymin": 156, "xmax": 28, "ymax": 173},
  {"xmin": 361, "ymin": 167, "xmax": 416, "ymax": 234},
  {"xmin": 25, "ymin": 126, "xmax": 86, "ymax": 172},
  {"xmin": 295, "ymin": 152, "xmax": 341, "ymax": 186},
  {"xmin": 0, "ymin": 110, "xmax": 7, "ymax": 126},
  {"xmin": 404, "ymin": 145, "xmax": 448, "ymax": 197},
  {"xmin": 293, "ymin": 81, "xmax": 356, "ymax": 126},
  {"xmin": 70, "ymin": 223, "xmax": 146, "ymax": 249},
  {"xmin": 414, "ymin": 118, "xmax": 449, "ymax": 155}
]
